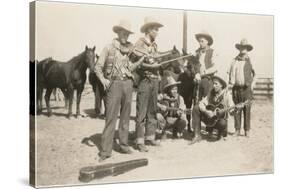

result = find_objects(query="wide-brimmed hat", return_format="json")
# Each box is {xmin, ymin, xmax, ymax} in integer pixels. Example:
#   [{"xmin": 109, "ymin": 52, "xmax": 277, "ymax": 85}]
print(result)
[
  {"xmin": 235, "ymin": 38, "xmax": 253, "ymax": 51},
  {"xmin": 195, "ymin": 31, "xmax": 213, "ymax": 46},
  {"xmin": 113, "ymin": 20, "xmax": 134, "ymax": 34},
  {"xmin": 140, "ymin": 16, "xmax": 163, "ymax": 33},
  {"xmin": 212, "ymin": 74, "xmax": 227, "ymax": 89},
  {"xmin": 163, "ymin": 76, "xmax": 181, "ymax": 92}
]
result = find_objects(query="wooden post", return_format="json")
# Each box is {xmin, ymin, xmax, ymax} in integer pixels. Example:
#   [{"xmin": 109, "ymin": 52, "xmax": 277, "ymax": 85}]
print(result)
[{"xmin": 183, "ymin": 11, "xmax": 187, "ymax": 53}]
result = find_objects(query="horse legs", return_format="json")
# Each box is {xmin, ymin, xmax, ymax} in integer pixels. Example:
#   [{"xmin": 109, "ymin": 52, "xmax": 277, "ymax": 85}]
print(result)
[
  {"xmin": 67, "ymin": 88, "xmax": 74, "ymax": 118},
  {"xmin": 60, "ymin": 88, "xmax": 68, "ymax": 109},
  {"xmin": 44, "ymin": 88, "xmax": 53, "ymax": 117},
  {"xmin": 76, "ymin": 87, "xmax": 84, "ymax": 118},
  {"xmin": 37, "ymin": 87, "xmax": 43, "ymax": 114}
]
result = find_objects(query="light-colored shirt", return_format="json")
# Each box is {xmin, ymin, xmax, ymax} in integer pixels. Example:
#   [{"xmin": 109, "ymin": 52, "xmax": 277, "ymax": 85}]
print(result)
[
  {"xmin": 197, "ymin": 49, "xmax": 218, "ymax": 75},
  {"xmin": 199, "ymin": 89, "xmax": 235, "ymax": 113},
  {"xmin": 94, "ymin": 39, "xmax": 133, "ymax": 81},
  {"xmin": 229, "ymin": 59, "xmax": 246, "ymax": 85}
]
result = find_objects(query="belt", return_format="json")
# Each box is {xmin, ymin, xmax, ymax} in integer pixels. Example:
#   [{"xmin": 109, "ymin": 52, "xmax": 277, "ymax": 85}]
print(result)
[
  {"xmin": 233, "ymin": 85, "xmax": 248, "ymax": 89},
  {"xmin": 111, "ymin": 75, "xmax": 131, "ymax": 81}
]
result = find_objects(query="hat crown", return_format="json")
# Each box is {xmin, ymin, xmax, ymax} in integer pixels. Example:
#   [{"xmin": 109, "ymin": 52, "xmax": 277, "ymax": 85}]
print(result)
[
  {"xmin": 166, "ymin": 76, "xmax": 177, "ymax": 85},
  {"xmin": 144, "ymin": 16, "xmax": 159, "ymax": 24},
  {"xmin": 240, "ymin": 38, "xmax": 249, "ymax": 45},
  {"xmin": 117, "ymin": 19, "xmax": 132, "ymax": 31}
]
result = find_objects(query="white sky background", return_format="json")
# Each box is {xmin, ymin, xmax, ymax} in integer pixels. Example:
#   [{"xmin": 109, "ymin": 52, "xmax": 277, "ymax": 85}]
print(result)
[{"xmin": 35, "ymin": 1, "xmax": 273, "ymax": 77}]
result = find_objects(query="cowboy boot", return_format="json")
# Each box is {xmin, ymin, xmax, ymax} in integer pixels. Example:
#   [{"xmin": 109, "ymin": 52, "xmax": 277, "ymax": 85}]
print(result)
[
  {"xmin": 136, "ymin": 144, "xmax": 149, "ymax": 152},
  {"xmin": 189, "ymin": 135, "xmax": 202, "ymax": 145},
  {"xmin": 233, "ymin": 129, "xmax": 241, "ymax": 137},
  {"xmin": 245, "ymin": 130, "xmax": 250, "ymax": 138}
]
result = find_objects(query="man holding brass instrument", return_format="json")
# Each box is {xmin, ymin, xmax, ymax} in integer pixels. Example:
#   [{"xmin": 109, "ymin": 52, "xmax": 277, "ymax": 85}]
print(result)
[{"xmin": 94, "ymin": 20, "xmax": 144, "ymax": 161}]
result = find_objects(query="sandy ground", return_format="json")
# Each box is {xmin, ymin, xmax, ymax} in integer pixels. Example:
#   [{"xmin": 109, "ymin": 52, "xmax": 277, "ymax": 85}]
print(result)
[{"xmin": 34, "ymin": 88, "xmax": 273, "ymax": 187}]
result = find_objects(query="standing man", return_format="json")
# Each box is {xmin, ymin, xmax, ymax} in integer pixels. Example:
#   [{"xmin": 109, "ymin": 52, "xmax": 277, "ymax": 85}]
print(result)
[
  {"xmin": 228, "ymin": 38, "xmax": 255, "ymax": 137},
  {"xmin": 133, "ymin": 17, "xmax": 164, "ymax": 152},
  {"xmin": 94, "ymin": 20, "xmax": 136, "ymax": 161},
  {"xmin": 194, "ymin": 31, "xmax": 218, "ymax": 101}
]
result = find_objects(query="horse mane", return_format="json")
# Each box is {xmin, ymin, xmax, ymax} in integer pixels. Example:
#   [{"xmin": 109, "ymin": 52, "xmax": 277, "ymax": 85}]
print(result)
[{"xmin": 68, "ymin": 50, "xmax": 86, "ymax": 69}]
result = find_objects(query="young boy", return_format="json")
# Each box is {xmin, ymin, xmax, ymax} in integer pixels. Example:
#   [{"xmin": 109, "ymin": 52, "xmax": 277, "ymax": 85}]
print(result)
[
  {"xmin": 157, "ymin": 76, "xmax": 187, "ymax": 140},
  {"xmin": 228, "ymin": 38, "xmax": 255, "ymax": 137}
]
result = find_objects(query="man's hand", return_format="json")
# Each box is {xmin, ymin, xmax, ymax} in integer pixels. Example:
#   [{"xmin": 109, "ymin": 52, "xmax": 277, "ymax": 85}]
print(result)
[
  {"xmin": 205, "ymin": 110, "xmax": 215, "ymax": 118},
  {"xmin": 159, "ymin": 105, "xmax": 167, "ymax": 112},
  {"xmin": 101, "ymin": 78, "xmax": 111, "ymax": 90},
  {"xmin": 194, "ymin": 73, "xmax": 201, "ymax": 82}
]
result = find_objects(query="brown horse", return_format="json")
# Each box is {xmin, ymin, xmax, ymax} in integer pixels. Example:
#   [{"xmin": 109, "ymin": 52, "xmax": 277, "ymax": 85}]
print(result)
[{"xmin": 37, "ymin": 46, "xmax": 96, "ymax": 118}]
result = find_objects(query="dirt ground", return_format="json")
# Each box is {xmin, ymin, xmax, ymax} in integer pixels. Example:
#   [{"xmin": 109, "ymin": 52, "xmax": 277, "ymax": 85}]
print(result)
[{"xmin": 34, "ymin": 89, "xmax": 273, "ymax": 187}]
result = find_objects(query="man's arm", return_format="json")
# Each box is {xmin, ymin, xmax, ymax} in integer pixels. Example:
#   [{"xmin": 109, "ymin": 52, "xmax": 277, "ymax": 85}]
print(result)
[
  {"xmin": 199, "ymin": 96, "xmax": 214, "ymax": 118},
  {"xmin": 94, "ymin": 46, "xmax": 110, "ymax": 89}
]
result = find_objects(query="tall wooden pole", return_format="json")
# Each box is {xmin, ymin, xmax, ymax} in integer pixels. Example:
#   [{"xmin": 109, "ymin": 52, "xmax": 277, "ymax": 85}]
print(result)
[{"xmin": 183, "ymin": 11, "xmax": 187, "ymax": 53}]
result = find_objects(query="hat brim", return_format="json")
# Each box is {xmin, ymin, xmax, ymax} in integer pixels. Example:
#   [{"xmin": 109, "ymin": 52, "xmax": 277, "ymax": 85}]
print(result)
[
  {"xmin": 235, "ymin": 44, "xmax": 253, "ymax": 51},
  {"xmin": 212, "ymin": 76, "xmax": 227, "ymax": 89},
  {"xmin": 113, "ymin": 26, "xmax": 134, "ymax": 34},
  {"xmin": 140, "ymin": 22, "xmax": 163, "ymax": 33},
  {"xmin": 163, "ymin": 82, "xmax": 181, "ymax": 92},
  {"xmin": 195, "ymin": 33, "xmax": 213, "ymax": 46}
]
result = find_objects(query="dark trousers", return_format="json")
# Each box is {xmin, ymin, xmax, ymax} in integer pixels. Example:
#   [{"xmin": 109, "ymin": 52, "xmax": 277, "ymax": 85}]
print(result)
[
  {"xmin": 192, "ymin": 105, "xmax": 228, "ymax": 138},
  {"xmin": 157, "ymin": 113, "xmax": 186, "ymax": 136},
  {"xmin": 99, "ymin": 79, "xmax": 133, "ymax": 157},
  {"xmin": 136, "ymin": 78, "xmax": 159, "ymax": 144},
  {"xmin": 232, "ymin": 85, "xmax": 252, "ymax": 131}
]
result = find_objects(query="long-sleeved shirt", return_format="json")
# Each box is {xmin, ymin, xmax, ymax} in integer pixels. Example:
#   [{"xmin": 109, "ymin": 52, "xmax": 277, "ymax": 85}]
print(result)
[
  {"xmin": 199, "ymin": 89, "xmax": 234, "ymax": 116},
  {"xmin": 195, "ymin": 47, "xmax": 218, "ymax": 76},
  {"xmin": 157, "ymin": 93, "xmax": 187, "ymax": 121},
  {"xmin": 228, "ymin": 54, "xmax": 255, "ymax": 87},
  {"xmin": 134, "ymin": 36, "xmax": 159, "ymax": 79},
  {"xmin": 94, "ymin": 39, "xmax": 134, "ymax": 81}
]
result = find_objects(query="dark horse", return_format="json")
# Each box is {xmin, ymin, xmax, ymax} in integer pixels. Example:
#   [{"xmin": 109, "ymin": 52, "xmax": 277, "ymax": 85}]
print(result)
[
  {"xmin": 37, "ymin": 46, "xmax": 96, "ymax": 118},
  {"xmin": 36, "ymin": 57, "xmax": 53, "ymax": 114},
  {"xmin": 88, "ymin": 55, "xmax": 107, "ymax": 117}
]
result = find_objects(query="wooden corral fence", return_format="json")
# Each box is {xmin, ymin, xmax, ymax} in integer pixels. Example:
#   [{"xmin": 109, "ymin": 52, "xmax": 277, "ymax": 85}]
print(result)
[{"xmin": 252, "ymin": 77, "xmax": 273, "ymax": 100}]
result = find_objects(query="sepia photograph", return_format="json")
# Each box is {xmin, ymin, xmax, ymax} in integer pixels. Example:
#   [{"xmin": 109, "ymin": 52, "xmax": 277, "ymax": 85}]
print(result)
[{"xmin": 29, "ymin": 1, "xmax": 274, "ymax": 188}]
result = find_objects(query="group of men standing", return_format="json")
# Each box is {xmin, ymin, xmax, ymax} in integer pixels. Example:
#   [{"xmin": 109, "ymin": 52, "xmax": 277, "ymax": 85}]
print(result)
[{"xmin": 94, "ymin": 17, "xmax": 255, "ymax": 162}]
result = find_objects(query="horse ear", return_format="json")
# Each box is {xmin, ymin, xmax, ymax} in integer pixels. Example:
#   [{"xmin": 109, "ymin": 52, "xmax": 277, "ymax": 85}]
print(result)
[
  {"xmin": 182, "ymin": 48, "xmax": 187, "ymax": 55},
  {"xmin": 93, "ymin": 46, "xmax": 96, "ymax": 51},
  {"xmin": 95, "ymin": 54, "xmax": 99, "ymax": 60},
  {"xmin": 173, "ymin": 45, "xmax": 177, "ymax": 50},
  {"xmin": 85, "ymin": 45, "xmax": 88, "ymax": 51}
]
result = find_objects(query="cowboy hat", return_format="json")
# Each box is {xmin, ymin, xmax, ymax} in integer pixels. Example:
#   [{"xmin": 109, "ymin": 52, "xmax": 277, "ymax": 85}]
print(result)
[
  {"xmin": 113, "ymin": 20, "xmax": 134, "ymax": 34},
  {"xmin": 163, "ymin": 76, "xmax": 181, "ymax": 92},
  {"xmin": 195, "ymin": 31, "xmax": 213, "ymax": 46},
  {"xmin": 235, "ymin": 38, "xmax": 253, "ymax": 51},
  {"xmin": 140, "ymin": 16, "xmax": 163, "ymax": 33},
  {"xmin": 212, "ymin": 74, "xmax": 227, "ymax": 89}
]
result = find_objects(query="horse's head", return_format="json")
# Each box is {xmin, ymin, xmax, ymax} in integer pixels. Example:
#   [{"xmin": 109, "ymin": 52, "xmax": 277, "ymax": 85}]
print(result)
[
  {"xmin": 184, "ymin": 53, "xmax": 200, "ymax": 79},
  {"xmin": 160, "ymin": 45, "xmax": 185, "ymax": 74},
  {"xmin": 84, "ymin": 45, "xmax": 96, "ymax": 69}
]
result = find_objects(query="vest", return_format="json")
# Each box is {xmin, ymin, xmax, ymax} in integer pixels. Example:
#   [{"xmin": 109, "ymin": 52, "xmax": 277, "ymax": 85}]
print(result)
[
  {"xmin": 235, "ymin": 56, "xmax": 254, "ymax": 87},
  {"xmin": 104, "ymin": 40, "xmax": 133, "ymax": 80},
  {"xmin": 196, "ymin": 48, "xmax": 214, "ymax": 70},
  {"xmin": 162, "ymin": 95, "xmax": 180, "ymax": 118}
]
